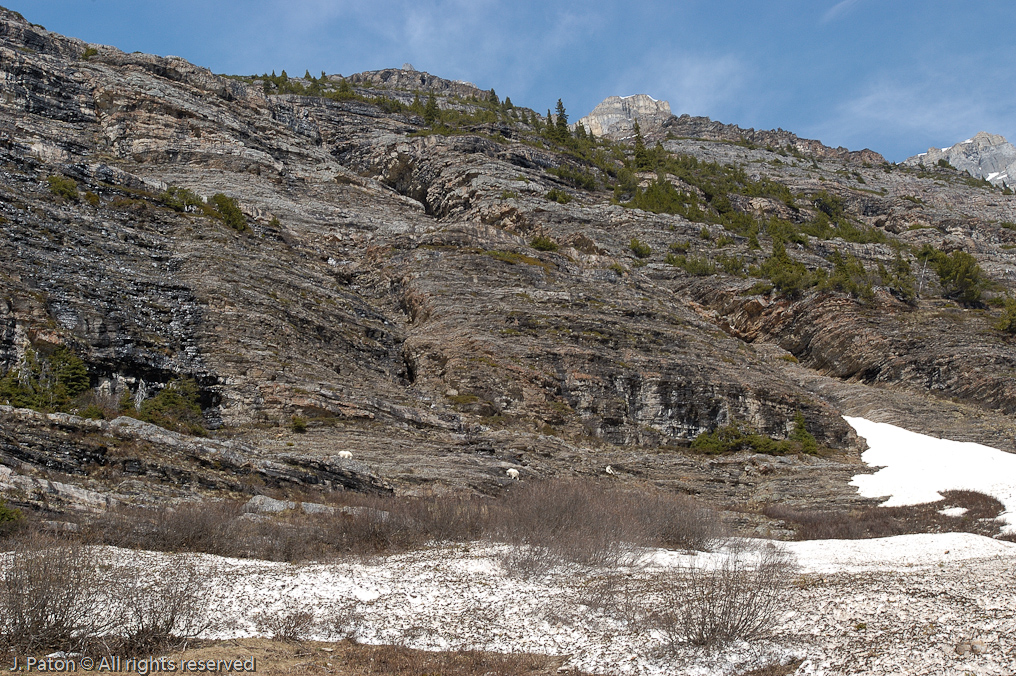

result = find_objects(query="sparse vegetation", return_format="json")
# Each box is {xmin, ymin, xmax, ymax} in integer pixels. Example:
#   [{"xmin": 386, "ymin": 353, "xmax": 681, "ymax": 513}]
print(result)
[
  {"xmin": 762, "ymin": 489, "xmax": 1006, "ymax": 539},
  {"xmin": 127, "ymin": 378, "xmax": 205, "ymax": 435},
  {"xmin": 0, "ymin": 344, "xmax": 90, "ymax": 412},
  {"xmin": 529, "ymin": 235, "xmax": 559, "ymax": 252},
  {"xmin": 917, "ymin": 244, "xmax": 986, "ymax": 305},
  {"xmin": 47, "ymin": 175, "xmax": 78, "ymax": 200},
  {"xmin": 209, "ymin": 193, "xmax": 248, "ymax": 232},
  {"xmin": 691, "ymin": 416, "xmax": 821, "ymax": 456},
  {"xmin": 0, "ymin": 534, "xmax": 208, "ymax": 654},
  {"xmin": 545, "ymin": 188, "xmax": 572, "ymax": 204},
  {"xmin": 629, "ymin": 237, "xmax": 652, "ymax": 258},
  {"xmin": 666, "ymin": 252, "xmax": 716, "ymax": 276},
  {"xmin": 994, "ymin": 296, "xmax": 1016, "ymax": 333}
]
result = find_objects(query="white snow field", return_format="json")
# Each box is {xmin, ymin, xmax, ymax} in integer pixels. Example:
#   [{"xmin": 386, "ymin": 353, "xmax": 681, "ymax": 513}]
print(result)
[
  {"xmin": 845, "ymin": 416, "xmax": 1016, "ymax": 533},
  {"xmin": 84, "ymin": 532, "xmax": 1016, "ymax": 676}
]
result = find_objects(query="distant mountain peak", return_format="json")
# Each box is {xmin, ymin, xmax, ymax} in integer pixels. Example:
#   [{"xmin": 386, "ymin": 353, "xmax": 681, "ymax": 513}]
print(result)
[
  {"xmin": 904, "ymin": 132, "xmax": 1016, "ymax": 186},
  {"xmin": 575, "ymin": 94, "xmax": 673, "ymax": 139}
]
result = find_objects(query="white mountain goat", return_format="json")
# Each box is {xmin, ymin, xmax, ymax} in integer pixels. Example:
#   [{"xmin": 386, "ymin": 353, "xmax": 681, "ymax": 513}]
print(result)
[
  {"xmin": 337, "ymin": 450, "xmax": 353, "ymax": 459},
  {"xmin": 506, "ymin": 468, "xmax": 520, "ymax": 480}
]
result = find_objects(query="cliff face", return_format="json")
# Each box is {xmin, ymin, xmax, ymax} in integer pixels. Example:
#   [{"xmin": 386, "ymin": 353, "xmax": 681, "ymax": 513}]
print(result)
[
  {"xmin": 575, "ymin": 94, "xmax": 673, "ymax": 139},
  {"xmin": 905, "ymin": 131, "xmax": 1016, "ymax": 186},
  {"xmin": 662, "ymin": 114, "xmax": 886, "ymax": 165},
  {"xmin": 2, "ymin": 8, "xmax": 1016, "ymax": 516}
]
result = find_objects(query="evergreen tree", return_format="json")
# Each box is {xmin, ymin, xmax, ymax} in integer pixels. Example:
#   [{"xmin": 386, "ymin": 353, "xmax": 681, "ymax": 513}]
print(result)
[
  {"xmin": 555, "ymin": 99, "xmax": 570, "ymax": 141},
  {"xmin": 488, "ymin": 89, "xmax": 499, "ymax": 105},
  {"xmin": 633, "ymin": 121, "xmax": 651, "ymax": 170},
  {"xmin": 503, "ymin": 96, "xmax": 513, "ymax": 109},
  {"xmin": 305, "ymin": 69, "xmax": 312, "ymax": 80},
  {"xmin": 424, "ymin": 92, "xmax": 439, "ymax": 125}
]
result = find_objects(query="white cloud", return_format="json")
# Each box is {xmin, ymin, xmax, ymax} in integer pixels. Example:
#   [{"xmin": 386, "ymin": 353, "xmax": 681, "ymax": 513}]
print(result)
[
  {"xmin": 822, "ymin": 0, "xmax": 864, "ymax": 23},
  {"xmin": 609, "ymin": 52, "xmax": 749, "ymax": 119}
]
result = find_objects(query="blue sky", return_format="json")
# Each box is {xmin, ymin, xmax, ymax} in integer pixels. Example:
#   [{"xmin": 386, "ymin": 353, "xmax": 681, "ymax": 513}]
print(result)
[{"xmin": 16, "ymin": 1, "xmax": 1016, "ymax": 161}]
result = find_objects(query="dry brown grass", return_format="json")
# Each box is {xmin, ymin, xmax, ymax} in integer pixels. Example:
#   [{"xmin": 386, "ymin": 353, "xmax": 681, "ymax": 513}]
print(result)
[
  {"xmin": 735, "ymin": 660, "xmax": 805, "ymax": 676},
  {"xmin": 1, "ymin": 639, "xmax": 597, "ymax": 676},
  {"xmin": 761, "ymin": 490, "xmax": 1007, "ymax": 540}
]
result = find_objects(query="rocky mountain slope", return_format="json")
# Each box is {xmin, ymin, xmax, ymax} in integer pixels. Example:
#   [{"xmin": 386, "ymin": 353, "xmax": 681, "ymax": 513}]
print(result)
[
  {"xmin": 2, "ymin": 7, "xmax": 1016, "ymax": 523},
  {"xmin": 905, "ymin": 131, "xmax": 1016, "ymax": 188}
]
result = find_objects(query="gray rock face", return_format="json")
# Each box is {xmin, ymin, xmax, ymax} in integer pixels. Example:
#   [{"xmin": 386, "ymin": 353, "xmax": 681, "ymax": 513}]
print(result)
[
  {"xmin": 904, "ymin": 131, "xmax": 1016, "ymax": 186},
  {"xmin": 244, "ymin": 495, "xmax": 296, "ymax": 513},
  {"xmin": 663, "ymin": 114, "xmax": 885, "ymax": 165},
  {"xmin": 576, "ymin": 95, "xmax": 673, "ymax": 139},
  {"xmin": 346, "ymin": 68, "xmax": 487, "ymax": 100}
]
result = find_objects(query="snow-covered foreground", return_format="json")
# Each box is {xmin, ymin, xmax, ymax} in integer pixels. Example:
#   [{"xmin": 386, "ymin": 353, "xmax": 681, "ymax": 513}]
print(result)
[
  {"xmin": 13, "ymin": 416, "xmax": 1016, "ymax": 674},
  {"xmin": 87, "ymin": 531, "xmax": 1016, "ymax": 676},
  {"xmin": 845, "ymin": 416, "xmax": 1016, "ymax": 533},
  {"xmin": 160, "ymin": 416, "xmax": 1016, "ymax": 674}
]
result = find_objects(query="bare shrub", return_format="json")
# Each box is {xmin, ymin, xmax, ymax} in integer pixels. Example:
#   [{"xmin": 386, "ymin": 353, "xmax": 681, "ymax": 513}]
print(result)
[
  {"xmin": 652, "ymin": 540, "xmax": 797, "ymax": 648},
  {"xmin": 489, "ymin": 480, "xmax": 645, "ymax": 575},
  {"xmin": 0, "ymin": 535, "xmax": 112, "ymax": 652},
  {"xmin": 488, "ymin": 479, "xmax": 724, "ymax": 576},
  {"xmin": 88, "ymin": 502, "xmax": 243, "ymax": 553},
  {"xmin": 577, "ymin": 573, "xmax": 650, "ymax": 629},
  {"xmin": 411, "ymin": 495, "xmax": 487, "ymax": 543},
  {"xmin": 630, "ymin": 491, "xmax": 726, "ymax": 551},
  {"xmin": 320, "ymin": 601, "xmax": 363, "ymax": 641},
  {"xmin": 78, "ymin": 483, "xmax": 722, "ymax": 567},
  {"xmin": 256, "ymin": 605, "xmax": 315, "ymax": 642},
  {"xmin": 114, "ymin": 557, "xmax": 209, "ymax": 654},
  {"xmin": 87, "ymin": 502, "xmax": 319, "ymax": 561},
  {"xmin": 0, "ymin": 534, "xmax": 210, "ymax": 654}
]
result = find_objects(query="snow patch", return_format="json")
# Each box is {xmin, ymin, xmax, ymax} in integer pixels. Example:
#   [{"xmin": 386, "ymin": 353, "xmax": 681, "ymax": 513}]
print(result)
[
  {"xmin": 845, "ymin": 416, "xmax": 1016, "ymax": 534},
  {"xmin": 939, "ymin": 506, "xmax": 968, "ymax": 517},
  {"xmin": 783, "ymin": 532, "xmax": 1014, "ymax": 574}
]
